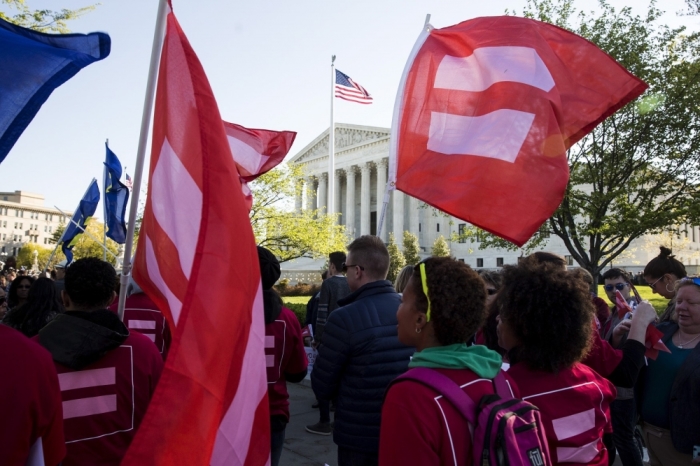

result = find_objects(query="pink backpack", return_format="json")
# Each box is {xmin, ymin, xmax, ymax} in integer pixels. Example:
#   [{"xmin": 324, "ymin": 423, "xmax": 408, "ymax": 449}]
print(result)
[{"xmin": 389, "ymin": 367, "xmax": 551, "ymax": 466}]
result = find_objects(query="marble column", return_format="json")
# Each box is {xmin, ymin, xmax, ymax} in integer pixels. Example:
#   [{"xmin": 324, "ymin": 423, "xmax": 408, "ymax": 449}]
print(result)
[
  {"xmin": 393, "ymin": 189, "xmax": 404, "ymax": 248},
  {"xmin": 317, "ymin": 173, "xmax": 328, "ymax": 212},
  {"xmin": 295, "ymin": 179, "xmax": 303, "ymax": 213},
  {"xmin": 306, "ymin": 177, "xmax": 317, "ymax": 211},
  {"xmin": 376, "ymin": 159, "xmax": 388, "ymax": 241},
  {"xmin": 334, "ymin": 170, "xmax": 342, "ymax": 221},
  {"xmin": 345, "ymin": 167, "xmax": 356, "ymax": 237},
  {"xmin": 409, "ymin": 195, "xmax": 420, "ymax": 237},
  {"xmin": 360, "ymin": 163, "xmax": 371, "ymax": 236}
]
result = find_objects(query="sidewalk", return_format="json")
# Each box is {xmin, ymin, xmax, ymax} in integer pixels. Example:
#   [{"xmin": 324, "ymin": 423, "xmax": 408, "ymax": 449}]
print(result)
[{"xmin": 281, "ymin": 380, "xmax": 337, "ymax": 466}]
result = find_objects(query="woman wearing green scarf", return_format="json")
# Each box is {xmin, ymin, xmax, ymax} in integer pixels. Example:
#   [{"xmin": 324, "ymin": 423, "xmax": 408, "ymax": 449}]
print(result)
[{"xmin": 378, "ymin": 257, "xmax": 517, "ymax": 466}]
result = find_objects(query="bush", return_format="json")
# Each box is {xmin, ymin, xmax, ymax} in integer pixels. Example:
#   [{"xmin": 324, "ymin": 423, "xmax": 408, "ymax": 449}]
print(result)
[
  {"xmin": 275, "ymin": 282, "xmax": 321, "ymax": 297},
  {"xmin": 283, "ymin": 302, "xmax": 307, "ymax": 327}
]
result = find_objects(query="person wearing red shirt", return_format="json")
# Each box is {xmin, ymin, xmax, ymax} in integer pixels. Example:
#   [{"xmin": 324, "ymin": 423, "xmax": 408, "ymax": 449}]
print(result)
[
  {"xmin": 380, "ymin": 257, "xmax": 517, "ymax": 466},
  {"xmin": 36, "ymin": 258, "xmax": 163, "ymax": 466},
  {"xmin": 495, "ymin": 259, "xmax": 656, "ymax": 465},
  {"xmin": 0, "ymin": 325, "xmax": 65, "ymax": 466},
  {"xmin": 257, "ymin": 247, "xmax": 308, "ymax": 466}
]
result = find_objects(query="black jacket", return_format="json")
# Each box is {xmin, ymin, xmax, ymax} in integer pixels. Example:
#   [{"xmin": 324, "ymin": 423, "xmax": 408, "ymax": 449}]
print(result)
[
  {"xmin": 311, "ymin": 280, "xmax": 414, "ymax": 453},
  {"xmin": 637, "ymin": 321, "xmax": 700, "ymax": 454}
]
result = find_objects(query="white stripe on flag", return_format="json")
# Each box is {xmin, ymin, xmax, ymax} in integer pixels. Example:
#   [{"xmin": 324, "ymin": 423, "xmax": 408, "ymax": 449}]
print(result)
[
  {"xmin": 63, "ymin": 394, "xmax": 117, "ymax": 419},
  {"xmin": 210, "ymin": 283, "xmax": 269, "ymax": 465},
  {"xmin": 58, "ymin": 367, "xmax": 115, "ymax": 391},
  {"xmin": 145, "ymin": 235, "xmax": 183, "ymax": 325},
  {"xmin": 556, "ymin": 438, "xmax": 600, "ymax": 463},
  {"xmin": 428, "ymin": 110, "xmax": 534, "ymax": 163},
  {"xmin": 151, "ymin": 138, "xmax": 203, "ymax": 280},
  {"xmin": 434, "ymin": 47, "xmax": 555, "ymax": 93},
  {"xmin": 552, "ymin": 408, "xmax": 596, "ymax": 440},
  {"xmin": 226, "ymin": 135, "xmax": 270, "ymax": 176},
  {"xmin": 128, "ymin": 319, "xmax": 157, "ymax": 330}
]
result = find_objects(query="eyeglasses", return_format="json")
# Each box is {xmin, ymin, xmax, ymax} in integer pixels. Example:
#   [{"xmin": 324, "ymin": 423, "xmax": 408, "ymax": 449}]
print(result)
[
  {"xmin": 486, "ymin": 288, "xmax": 498, "ymax": 296},
  {"xmin": 604, "ymin": 283, "xmax": 629, "ymax": 292},
  {"xmin": 648, "ymin": 275, "xmax": 665, "ymax": 289},
  {"xmin": 341, "ymin": 262, "xmax": 364, "ymax": 273}
]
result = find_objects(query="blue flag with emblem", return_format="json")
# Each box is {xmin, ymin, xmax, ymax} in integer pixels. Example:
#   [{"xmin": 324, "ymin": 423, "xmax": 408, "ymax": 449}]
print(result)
[
  {"xmin": 104, "ymin": 143, "xmax": 129, "ymax": 244},
  {"xmin": 0, "ymin": 17, "xmax": 110, "ymax": 165},
  {"xmin": 62, "ymin": 179, "xmax": 100, "ymax": 264}
]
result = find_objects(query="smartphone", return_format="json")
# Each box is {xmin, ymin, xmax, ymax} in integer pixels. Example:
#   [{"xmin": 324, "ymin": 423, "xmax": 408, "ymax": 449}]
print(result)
[{"xmin": 693, "ymin": 445, "xmax": 700, "ymax": 459}]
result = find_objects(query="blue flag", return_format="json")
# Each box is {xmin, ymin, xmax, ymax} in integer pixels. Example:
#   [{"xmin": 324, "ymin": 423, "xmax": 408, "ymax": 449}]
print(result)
[
  {"xmin": 104, "ymin": 143, "xmax": 129, "ymax": 244},
  {"xmin": 62, "ymin": 179, "xmax": 101, "ymax": 264},
  {"xmin": 0, "ymin": 17, "xmax": 110, "ymax": 165}
]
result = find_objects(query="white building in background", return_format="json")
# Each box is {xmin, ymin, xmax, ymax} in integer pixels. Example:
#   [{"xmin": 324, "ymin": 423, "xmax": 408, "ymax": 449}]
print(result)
[
  {"xmin": 282, "ymin": 123, "xmax": 700, "ymax": 282},
  {"xmin": 0, "ymin": 191, "xmax": 72, "ymax": 259}
]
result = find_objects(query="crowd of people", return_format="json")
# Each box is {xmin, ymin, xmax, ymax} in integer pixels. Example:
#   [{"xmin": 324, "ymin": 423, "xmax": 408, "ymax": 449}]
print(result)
[{"xmin": 1, "ymin": 240, "xmax": 699, "ymax": 465}]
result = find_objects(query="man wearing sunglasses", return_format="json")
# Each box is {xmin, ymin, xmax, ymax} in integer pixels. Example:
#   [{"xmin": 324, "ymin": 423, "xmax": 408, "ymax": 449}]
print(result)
[{"xmin": 601, "ymin": 268, "xmax": 644, "ymax": 466}]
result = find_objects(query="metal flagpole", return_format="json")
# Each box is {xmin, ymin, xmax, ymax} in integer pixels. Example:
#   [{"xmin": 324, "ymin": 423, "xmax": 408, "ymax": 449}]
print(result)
[
  {"xmin": 42, "ymin": 179, "xmax": 97, "ymax": 274},
  {"xmin": 117, "ymin": 0, "xmax": 169, "ymax": 322},
  {"xmin": 328, "ymin": 55, "xmax": 336, "ymax": 217},
  {"xmin": 103, "ymin": 139, "xmax": 108, "ymax": 262}
]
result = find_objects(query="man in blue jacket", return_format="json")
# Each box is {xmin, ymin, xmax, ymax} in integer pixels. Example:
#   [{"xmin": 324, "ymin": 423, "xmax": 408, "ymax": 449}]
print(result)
[{"xmin": 311, "ymin": 235, "xmax": 414, "ymax": 466}]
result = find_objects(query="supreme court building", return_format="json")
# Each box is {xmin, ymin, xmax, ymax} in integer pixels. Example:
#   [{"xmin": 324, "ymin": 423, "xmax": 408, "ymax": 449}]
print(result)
[{"xmin": 287, "ymin": 123, "xmax": 700, "ymax": 277}]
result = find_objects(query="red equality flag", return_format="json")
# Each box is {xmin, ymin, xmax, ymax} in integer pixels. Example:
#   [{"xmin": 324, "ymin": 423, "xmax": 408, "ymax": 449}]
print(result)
[
  {"xmin": 388, "ymin": 16, "xmax": 648, "ymax": 246},
  {"xmin": 123, "ymin": 6, "xmax": 269, "ymax": 466},
  {"xmin": 223, "ymin": 121, "xmax": 296, "ymax": 210},
  {"xmin": 615, "ymin": 290, "xmax": 669, "ymax": 360}
]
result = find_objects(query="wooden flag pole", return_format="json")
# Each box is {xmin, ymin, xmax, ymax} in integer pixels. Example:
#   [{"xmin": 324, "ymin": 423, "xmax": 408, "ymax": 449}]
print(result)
[{"xmin": 117, "ymin": 0, "xmax": 169, "ymax": 322}]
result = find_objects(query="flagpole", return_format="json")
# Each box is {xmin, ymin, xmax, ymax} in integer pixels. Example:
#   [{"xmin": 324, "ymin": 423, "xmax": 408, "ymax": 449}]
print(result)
[
  {"xmin": 117, "ymin": 0, "xmax": 169, "ymax": 322},
  {"xmin": 103, "ymin": 139, "xmax": 108, "ymax": 262},
  {"xmin": 42, "ymin": 178, "xmax": 96, "ymax": 273},
  {"xmin": 328, "ymin": 55, "xmax": 336, "ymax": 218},
  {"xmin": 54, "ymin": 206, "xmax": 119, "ymax": 260}
]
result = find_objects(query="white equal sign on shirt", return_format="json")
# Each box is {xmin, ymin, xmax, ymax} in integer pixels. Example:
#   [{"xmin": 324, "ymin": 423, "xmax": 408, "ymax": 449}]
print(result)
[
  {"xmin": 58, "ymin": 367, "xmax": 117, "ymax": 419},
  {"xmin": 128, "ymin": 319, "xmax": 157, "ymax": 342}
]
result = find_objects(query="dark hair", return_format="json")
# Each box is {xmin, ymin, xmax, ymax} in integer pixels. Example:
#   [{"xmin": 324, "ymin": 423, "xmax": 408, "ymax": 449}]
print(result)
[
  {"xmin": 2, "ymin": 278, "xmax": 64, "ymax": 337},
  {"xmin": 347, "ymin": 235, "xmax": 390, "ymax": 280},
  {"xmin": 525, "ymin": 251, "xmax": 567, "ymax": 270},
  {"xmin": 477, "ymin": 269, "xmax": 503, "ymax": 290},
  {"xmin": 602, "ymin": 267, "xmax": 630, "ymax": 283},
  {"xmin": 64, "ymin": 258, "xmax": 116, "ymax": 309},
  {"xmin": 7, "ymin": 276, "xmax": 35, "ymax": 309},
  {"xmin": 321, "ymin": 270, "xmax": 328, "ymax": 280},
  {"xmin": 329, "ymin": 251, "xmax": 346, "ymax": 272},
  {"xmin": 497, "ymin": 261, "xmax": 593, "ymax": 372},
  {"xmin": 409, "ymin": 257, "xmax": 487, "ymax": 345},
  {"xmin": 570, "ymin": 268, "xmax": 594, "ymax": 286},
  {"xmin": 643, "ymin": 246, "xmax": 687, "ymax": 280},
  {"xmin": 481, "ymin": 300, "xmax": 506, "ymax": 356}
]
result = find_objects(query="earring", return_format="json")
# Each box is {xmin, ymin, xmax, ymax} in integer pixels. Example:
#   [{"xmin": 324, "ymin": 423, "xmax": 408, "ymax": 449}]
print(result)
[
  {"xmin": 415, "ymin": 327, "xmax": 422, "ymax": 334},
  {"xmin": 666, "ymin": 280, "xmax": 675, "ymax": 293}
]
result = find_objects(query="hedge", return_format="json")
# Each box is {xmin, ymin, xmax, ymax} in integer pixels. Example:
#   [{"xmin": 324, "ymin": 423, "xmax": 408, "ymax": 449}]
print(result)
[{"xmin": 283, "ymin": 302, "xmax": 307, "ymax": 328}]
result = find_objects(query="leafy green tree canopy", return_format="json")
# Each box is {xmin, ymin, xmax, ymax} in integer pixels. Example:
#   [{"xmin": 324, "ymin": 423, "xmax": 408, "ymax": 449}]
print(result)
[
  {"xmin": 386, "ymin": 232, "xmax": 406, "ymax": 283},
  {"xmin": 0, "ymin": 0, "xmax": 97, "ymax": 33},
  {"xmin": 402, "ymin": 230, "xmax": 421, "ymax": 265},
  {"xmin": 431, "ymin": 235, "xmax": 450, "ymax": 257}
]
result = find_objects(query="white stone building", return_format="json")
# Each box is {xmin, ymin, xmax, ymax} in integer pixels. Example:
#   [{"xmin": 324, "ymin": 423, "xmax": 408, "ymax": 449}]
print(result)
[
  {"xmin": 0, "ymin": 191, "xmax": 72, "ymax": 259},
  {"xmin": 286, "ymin": 123, "xmax": 700, "ymax": 280}
]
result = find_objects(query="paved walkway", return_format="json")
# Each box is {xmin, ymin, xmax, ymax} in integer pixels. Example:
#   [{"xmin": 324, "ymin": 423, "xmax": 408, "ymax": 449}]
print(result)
[{"xmin": 281, "ymin": 380, "xmax": 337, "ymax": 466}]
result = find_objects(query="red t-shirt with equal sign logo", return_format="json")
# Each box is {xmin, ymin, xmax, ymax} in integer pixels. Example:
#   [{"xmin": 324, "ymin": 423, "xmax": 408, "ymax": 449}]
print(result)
[
  {"xmin": 109, "ymin": 293, "xmax": 172, "ymax": 360},
  {"xmin": 54, "ymin": 332, "xmax": 163, "ymax": 466}
]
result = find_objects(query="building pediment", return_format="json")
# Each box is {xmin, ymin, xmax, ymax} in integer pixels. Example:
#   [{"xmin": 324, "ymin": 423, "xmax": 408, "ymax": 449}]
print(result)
[{"xmin": 289, "ymin": 123, "xmax": 390, "ymax": 164}]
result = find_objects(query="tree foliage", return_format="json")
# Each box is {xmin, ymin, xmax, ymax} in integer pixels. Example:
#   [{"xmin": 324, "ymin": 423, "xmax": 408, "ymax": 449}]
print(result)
[
  {"xmin": 386, "ymin": 232, "xmax": 406, "ymax": 283},
  {"xmin": 251, "ymin": 164, "xmax": 349, "ymax": 262},
  {"xmin": 0, "ymin": 0, "xmax": 97, "ymax": 33},
  {"xmin": 45, "ymin": 221, "xmax": 119, "ymax": 266},
  {"xmin": 431, "ymin": 235, "xmax": 450, "ymax": 257},
  {"xmin": 17, "ymin": 243, "xmax": 64, "ymax": 271},
  {"xmin": 402, "ymin": 231, "xmax": 421, "ymax": 265},
  {"xmin": 459, "ymin": 0, "xmax": 700, "ymax": 278}
]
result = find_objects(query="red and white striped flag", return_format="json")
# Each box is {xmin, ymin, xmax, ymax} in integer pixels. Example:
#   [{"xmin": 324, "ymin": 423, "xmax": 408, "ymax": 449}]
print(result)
[
  {"xmin": 335, "ymin": 69, "xmax": 373, "ymax": 104},
  {"xmin": 124, "ymin": 6, "xmax": 269, "ymax": 466}
]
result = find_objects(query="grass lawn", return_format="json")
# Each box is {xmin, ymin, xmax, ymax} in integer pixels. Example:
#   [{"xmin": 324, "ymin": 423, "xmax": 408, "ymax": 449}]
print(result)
[
  {"xmin": 596, "ymin": 285, "xmax": 669, "ymax": 314},
  {"xmin": 282, "ymin": 296, "xmax": 312, "ymax": 304}
]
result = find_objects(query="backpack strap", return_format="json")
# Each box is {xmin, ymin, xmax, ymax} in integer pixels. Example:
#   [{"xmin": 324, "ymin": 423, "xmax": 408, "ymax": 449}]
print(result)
[
  {"xmin": 390, "ymin": 367, "xmax": 478, "ymax": 424},
  {"xmin": 492, "ymin": 371, "xmax": 514, "ymax": 400}
]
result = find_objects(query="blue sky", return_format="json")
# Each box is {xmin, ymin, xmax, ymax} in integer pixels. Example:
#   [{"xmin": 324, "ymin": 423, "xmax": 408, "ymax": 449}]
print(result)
[{"xmin": 0, "ymin": 0, "xmax": 696, "ymax": 215}]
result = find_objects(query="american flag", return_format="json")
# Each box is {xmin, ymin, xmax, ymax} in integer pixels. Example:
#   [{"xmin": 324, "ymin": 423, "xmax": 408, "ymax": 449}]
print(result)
[
  {"xmin": 335, "ymin": 69, "xmax": 373, "ymax": 104},
  {"xmin": 124, "ymin": 173, "xmax": 133, "ymax": 189}
]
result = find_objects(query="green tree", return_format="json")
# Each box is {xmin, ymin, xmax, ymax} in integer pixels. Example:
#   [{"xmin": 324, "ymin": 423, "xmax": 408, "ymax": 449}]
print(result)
[
  {"xmin": 431, "ymin": 235, "xmax": 450, "ymax": 257},
  {"xmin": 402, "ymin": 231, "xmax": 421, "ymax": 265},
  {"xmin": 47, "ymin": 221, "xmax": 119, "ymax": 266},
  {"xmin": 252, "ymin": 164, "xmax": 349, "ymax": 262},
  {"xmin": 460, "ymin": 0, "xmax": 700, "ymax": 279},
  {"xmin": 0, "ymin": 0, "xmax": 97, "ymax": 33},
  {"xmin": 386, "ymin": 233, "xmax": 406, "ymax": 283},
  {"xmin": 17, "ymin": 244, "xmax": 65, "ymax": 271}
]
